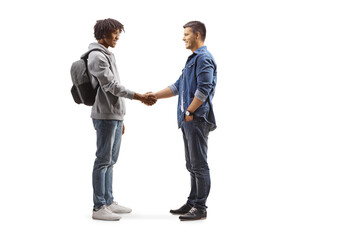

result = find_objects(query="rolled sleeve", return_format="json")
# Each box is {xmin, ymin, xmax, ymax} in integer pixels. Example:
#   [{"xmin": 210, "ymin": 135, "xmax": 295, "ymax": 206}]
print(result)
[
  {"xmin": 169, "ymin": 84, "xmax": 179, "ymax": 96},
  {"xmin": 169, "ymin": 76, "xmax": 181, "ymax": 96},
  {"xmin": 195, "ymin": 89, "xmax": 207, "ymax": 102}
]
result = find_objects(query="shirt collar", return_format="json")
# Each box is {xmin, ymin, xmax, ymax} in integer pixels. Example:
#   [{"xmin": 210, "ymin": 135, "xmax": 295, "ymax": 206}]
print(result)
[
  {"xmin": 187, "ymin": 46, "xmax": 207, "ymax": 63},
  {"xmin": 193, "ymin": 46, "xmax": 207, "ymax": 55}
]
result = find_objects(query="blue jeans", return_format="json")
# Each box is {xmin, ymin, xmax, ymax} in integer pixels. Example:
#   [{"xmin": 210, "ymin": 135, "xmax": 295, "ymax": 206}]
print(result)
[
  {"xmin": 181, "ymin": 118, "xmax": 211, "ymax": 210},
  {"xmin": 92, "ymin": 119, "xmax": 123, "ymax": 210}
]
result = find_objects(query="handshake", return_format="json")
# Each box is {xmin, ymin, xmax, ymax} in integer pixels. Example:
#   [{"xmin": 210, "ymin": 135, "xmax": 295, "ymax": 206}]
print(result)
[{"xmin": 134, "ymin": 92, "xmax": 157, "ymax": 106}]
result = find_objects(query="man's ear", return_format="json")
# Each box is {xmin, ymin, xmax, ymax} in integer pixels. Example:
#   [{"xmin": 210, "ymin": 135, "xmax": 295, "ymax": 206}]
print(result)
[{"xmin": 196, "ymin": 32, "xmax": 201, "ymax": 40}]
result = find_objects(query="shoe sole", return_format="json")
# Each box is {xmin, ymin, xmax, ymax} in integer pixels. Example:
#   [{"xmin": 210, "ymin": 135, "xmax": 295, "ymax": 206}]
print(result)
[
  {"xmin": 111, "ymin": 211, "xmax": 132, "ymax": 214},
  {"xmin": 179, "ymin": 217, "xmax": 207, "ymax": 221},
  {"xmin": 92, "ymin": 217, "xmax": 121, "ymax": 221}
]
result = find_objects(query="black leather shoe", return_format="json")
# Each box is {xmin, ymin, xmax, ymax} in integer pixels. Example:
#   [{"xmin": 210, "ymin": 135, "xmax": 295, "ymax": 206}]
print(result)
[
  {"xmin": 170, "ymin": 204, "xmax": 193, "ymax": 215},
  {"xmin": 179, "ymin": 207, "xmax": 207, "ymax": 221}
]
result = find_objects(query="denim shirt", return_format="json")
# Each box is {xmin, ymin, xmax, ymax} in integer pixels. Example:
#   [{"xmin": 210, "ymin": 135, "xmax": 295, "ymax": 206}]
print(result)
[{"xmin": 169, "ymin": 46, "xmax": 217, "ymax": 131}]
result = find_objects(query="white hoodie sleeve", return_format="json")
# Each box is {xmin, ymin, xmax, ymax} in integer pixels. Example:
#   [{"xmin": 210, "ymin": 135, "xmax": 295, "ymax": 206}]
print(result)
[{"xmin": 88, "ymin": 51, "xmax": 134, "ymax": 99}]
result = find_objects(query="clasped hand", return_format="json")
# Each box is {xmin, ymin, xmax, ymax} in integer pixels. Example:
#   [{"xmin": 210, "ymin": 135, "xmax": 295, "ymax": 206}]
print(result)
[{"xmin": 139, "ymin": 92, "xmax": 157, "ymax": 106}]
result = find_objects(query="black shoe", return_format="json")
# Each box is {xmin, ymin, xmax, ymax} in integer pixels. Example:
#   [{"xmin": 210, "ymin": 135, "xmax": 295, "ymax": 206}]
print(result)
[
  {"xmin": 170, "ymin": 204, "xmax": 193, "ymax": 215},
  {"xmin": 179, "ymin": 207, "xmax": 207, "ymax": 221}
]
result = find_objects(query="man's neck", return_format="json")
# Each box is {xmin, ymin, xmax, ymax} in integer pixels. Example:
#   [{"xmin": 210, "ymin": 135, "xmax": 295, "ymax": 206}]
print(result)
[
  {"xmin": 191, "ymin": 42, "xmax": 205, "ymax": 52},
  {"xmin": 98, "ymin": 40, "xmax": 109, "ymax": 48}
]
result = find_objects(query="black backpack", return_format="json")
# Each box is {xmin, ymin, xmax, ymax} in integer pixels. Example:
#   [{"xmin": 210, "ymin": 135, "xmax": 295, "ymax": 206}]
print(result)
[{"xmin": 70, "ymin": 49, "xmax": 107, "ymax": 106}]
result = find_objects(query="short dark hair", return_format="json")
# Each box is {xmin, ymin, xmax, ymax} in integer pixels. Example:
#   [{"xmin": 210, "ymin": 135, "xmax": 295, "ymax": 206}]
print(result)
[
  {"xmin": 183, "ymin": 21, "xmax": 206, "ymax": 41},
  {"xmin": 94, "ymin": 18, "xmax": 124, "ymax": 40}
]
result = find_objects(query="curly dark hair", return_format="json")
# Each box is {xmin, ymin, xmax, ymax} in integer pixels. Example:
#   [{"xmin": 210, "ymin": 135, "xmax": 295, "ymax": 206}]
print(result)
[
  {"xmin": 94, "ymin": 18, "xmax": 124, "ymax": 40},
  {"xmin": 183, "ymin": 21, "xmax": 206, "ymax": 41}
]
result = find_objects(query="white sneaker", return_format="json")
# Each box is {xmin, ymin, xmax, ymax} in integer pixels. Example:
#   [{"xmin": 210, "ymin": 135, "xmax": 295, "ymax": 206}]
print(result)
[
  {"xmin": 92, "ymin": 205, "xmax": 121, "ymax": 221},
  {"xmin": 107, "ymin": 201, "xmax": 132, "ymax": 214}
]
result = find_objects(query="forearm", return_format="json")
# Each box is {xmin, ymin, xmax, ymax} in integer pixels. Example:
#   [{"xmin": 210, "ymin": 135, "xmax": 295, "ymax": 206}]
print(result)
[
  {"xmin": 154, "ymin": 87, "xmax": 175, "ymax": 99},
  {"xmin": 102, "ymin": 81, "xmax": 135, "ymax": 99},
  {"xmin": 187, "ymin": 96, "xmax": 203, "ymax": 113}
]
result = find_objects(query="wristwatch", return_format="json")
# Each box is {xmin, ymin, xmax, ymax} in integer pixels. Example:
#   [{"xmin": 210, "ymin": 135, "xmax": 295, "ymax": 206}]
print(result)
[{"xmin": 185, "ymin": 110, "xmax": 193, "ymax": 116}]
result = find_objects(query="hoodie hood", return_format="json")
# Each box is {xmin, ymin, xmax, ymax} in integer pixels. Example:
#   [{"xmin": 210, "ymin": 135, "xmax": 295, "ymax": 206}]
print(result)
[{"xmin": 81, "ymin": 42, "xmax": 112, "ymax": 58}]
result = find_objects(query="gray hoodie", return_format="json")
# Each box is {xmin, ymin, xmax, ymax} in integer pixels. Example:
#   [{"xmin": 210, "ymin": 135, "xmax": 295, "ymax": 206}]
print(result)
[{"xmin": 87, "ymin": 43, "xmax": 135, "ymax": 120}]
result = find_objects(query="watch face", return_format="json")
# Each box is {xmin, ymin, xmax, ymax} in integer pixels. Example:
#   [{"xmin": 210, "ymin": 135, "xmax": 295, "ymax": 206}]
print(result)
[{"xmin": 185, "ymin": 111, "xmax": 190, "ymax": 116}]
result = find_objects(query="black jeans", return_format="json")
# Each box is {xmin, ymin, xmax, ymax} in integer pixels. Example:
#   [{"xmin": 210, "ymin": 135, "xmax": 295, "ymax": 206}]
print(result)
[{"xmin": 181, "ymin": 118, "xmax": 211, "ymax": 210}]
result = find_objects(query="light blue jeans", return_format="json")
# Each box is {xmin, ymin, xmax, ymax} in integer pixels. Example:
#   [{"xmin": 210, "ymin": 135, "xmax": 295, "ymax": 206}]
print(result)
[{"xmin": 92, "ymin": 119, "xmax": 123, "ymax": 210}]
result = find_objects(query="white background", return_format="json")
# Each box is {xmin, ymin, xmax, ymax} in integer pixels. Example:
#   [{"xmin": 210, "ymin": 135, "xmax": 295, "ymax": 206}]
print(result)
[{"xmin": 0, "ymin": 0, "xmax": 359, "ymax": 239}]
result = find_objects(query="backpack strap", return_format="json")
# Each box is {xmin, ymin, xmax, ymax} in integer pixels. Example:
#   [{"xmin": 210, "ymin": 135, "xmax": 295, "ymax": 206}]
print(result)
[
  {"xmin": 82, "ymin": 49, "xmax": 111, "ymax": 89},
  {"xmin": 81, "ymin": 49, "xmax": 111, "ymax": 71}
]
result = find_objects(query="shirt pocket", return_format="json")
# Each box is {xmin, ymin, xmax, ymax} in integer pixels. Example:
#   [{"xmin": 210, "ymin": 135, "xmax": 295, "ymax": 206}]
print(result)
[
  {"xmin": 185, "ymin": 63, "xmax": 195, "ymax": 77},
  {"xmin": 187, "ymin": 63, "xmax": 195, "ymax": 70}
]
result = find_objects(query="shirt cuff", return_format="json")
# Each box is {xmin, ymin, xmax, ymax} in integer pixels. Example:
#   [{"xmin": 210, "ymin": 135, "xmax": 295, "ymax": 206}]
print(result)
[
  {"xmin": 126, "ymin": 90, "xmax": 135, "ymax": 100},
  {"xmin": 169, "ymin": 84, "xmax": 179, "ymax": 96},
  {"xmin": 195, "ymin": 89, "xmax": 207, "ymax": 102}
]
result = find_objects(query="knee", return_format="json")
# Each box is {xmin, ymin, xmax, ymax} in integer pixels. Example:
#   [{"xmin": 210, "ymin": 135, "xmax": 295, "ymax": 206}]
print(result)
[
  {"xmin": 190, "ymin": 162, "xmax": 209, "ymax": 175},
  {"xmin": 94, "ymin": 157, "xmax": 112, "ymax": 170}
]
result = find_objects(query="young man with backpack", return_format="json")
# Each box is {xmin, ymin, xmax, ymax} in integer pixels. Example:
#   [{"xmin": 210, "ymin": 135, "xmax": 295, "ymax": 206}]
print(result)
[{"xmin": 87, "ymin": 18, "xmax": 156, "ymax": 221}]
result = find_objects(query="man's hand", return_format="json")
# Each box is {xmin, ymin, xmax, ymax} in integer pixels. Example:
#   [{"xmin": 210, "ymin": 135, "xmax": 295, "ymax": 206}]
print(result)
[
  {"xmin": 133, "ymin": 92, "xmax": 157, "ymax": 106},
  {"xmin": 142, "ymin": 92, "xmax": 157, "ymax": 106},
  {"xmin": 185, "ymin": 114, "xmax": 194, "ymax": 122}
]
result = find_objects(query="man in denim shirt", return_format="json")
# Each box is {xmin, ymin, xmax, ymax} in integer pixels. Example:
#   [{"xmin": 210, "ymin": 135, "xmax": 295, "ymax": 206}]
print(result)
[{"xmin": 152, "ymin": 21, "xmax": 217, "ymax": 221}]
